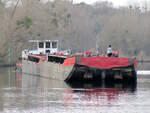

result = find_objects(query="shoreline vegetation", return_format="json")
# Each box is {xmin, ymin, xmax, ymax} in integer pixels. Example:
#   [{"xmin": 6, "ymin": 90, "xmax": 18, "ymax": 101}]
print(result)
[{"xmin": 0, "ymin": 0, "xmax": 150, "ymax": 65}]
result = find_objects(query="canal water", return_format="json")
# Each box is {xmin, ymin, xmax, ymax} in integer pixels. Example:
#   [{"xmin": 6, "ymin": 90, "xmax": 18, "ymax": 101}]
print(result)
[{"xmin": 0, "ymin": 67, "xmax": 150, "ymax": 113}]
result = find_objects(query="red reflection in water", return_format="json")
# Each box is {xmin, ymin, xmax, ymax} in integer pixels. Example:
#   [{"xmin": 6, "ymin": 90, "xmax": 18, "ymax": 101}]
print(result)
[
  {"xmin": 16, "ymin": 73, "xmax": 22, "ymax": 88},
  {"xmin": 63, "ymin": 87, "xmax": 120, "ymax": 106}
]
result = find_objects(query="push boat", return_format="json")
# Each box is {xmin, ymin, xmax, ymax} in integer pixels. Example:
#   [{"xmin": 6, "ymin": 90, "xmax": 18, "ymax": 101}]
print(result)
[{"xmin": 18, "ymin": 40, "xmax": 137, "ymax": 82}]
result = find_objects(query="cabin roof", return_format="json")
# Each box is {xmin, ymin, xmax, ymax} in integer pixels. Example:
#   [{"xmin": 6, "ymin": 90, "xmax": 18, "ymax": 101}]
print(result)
[{"xmin": 28, "ymin": 40, "xmax": 59, "ymax": 43}]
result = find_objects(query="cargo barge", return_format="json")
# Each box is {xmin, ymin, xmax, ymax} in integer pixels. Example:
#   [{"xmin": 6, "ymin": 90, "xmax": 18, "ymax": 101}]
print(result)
[{"xmin": 18, "ymin": 40, "xmax": 137, "ymax": 82}]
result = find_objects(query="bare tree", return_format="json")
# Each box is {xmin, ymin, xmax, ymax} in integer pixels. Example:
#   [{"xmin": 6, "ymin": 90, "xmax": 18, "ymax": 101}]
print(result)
[{"xmin": 1, "ymin": 0, "xmax": 150, "ymax": 64}]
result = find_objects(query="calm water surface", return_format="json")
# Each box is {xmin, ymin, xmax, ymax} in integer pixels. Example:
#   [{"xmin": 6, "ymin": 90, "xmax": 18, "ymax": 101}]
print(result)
[{"xmin": 0, "ymin": 67, "xmax": 150, "ymax": 113}]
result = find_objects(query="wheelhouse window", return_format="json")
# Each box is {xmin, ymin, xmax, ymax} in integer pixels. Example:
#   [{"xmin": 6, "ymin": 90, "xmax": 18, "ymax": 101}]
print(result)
[
  {"xmin": 46, "ymin": 42, "xmax": 50, "ymax": 48},
  {"xmin": 46, "ymin": 50, "xmax": 50, "ymax": 53},
  {"xmin": 52, "ymin": 42, "xmax": 57, "ymax": 48},
  {"xmin": 39, "ymin": 42, "xmax": 44, "ymax": 48}
]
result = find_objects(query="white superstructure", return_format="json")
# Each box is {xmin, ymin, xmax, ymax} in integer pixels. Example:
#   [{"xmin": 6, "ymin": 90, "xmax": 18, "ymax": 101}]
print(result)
[{"xmin": 22, "ymin": 40, "xmax": 59, "ymax": 57}]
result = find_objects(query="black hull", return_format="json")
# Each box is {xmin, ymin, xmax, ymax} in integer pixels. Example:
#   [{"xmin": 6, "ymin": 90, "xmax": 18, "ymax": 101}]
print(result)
[{"xmin": 67, "ymin": 64, "xmax": 137, "ymax": 83}]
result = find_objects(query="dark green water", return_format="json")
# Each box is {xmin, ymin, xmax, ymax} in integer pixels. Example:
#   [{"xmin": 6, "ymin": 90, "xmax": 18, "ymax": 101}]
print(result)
[{"xmin": 0, "ymin": 67, "xmax": 150, "ymax": 113}]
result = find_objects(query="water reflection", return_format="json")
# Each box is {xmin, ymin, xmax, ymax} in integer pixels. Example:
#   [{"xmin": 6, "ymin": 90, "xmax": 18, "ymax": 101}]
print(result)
[
  {"xmin": 66, "ymin": 80, "xmax": 137, "ymax": 106},
  {"xmin": 0, "ymin": 67, "xmax": 149, "ymax": 113},
  {"xmin": 68, "ymin": 80, "xmax": 136, "ymax": 91}
]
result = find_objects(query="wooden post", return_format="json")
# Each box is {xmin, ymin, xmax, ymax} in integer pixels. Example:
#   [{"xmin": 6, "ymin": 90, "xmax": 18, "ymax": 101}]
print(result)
[{"xmin": 8, "ymin": 47, "xmax": 11, "ymax": 65}]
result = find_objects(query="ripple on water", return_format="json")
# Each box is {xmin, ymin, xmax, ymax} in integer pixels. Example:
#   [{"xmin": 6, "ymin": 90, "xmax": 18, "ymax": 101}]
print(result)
[{"xmin": 0, "ymin": 68, "xmax": 150, "ymax": 113}]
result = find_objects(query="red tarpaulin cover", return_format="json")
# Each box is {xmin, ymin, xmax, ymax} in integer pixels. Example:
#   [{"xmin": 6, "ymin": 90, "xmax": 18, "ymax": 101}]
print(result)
[{"xmin": 78, "ymin": 56, "xmax": 136, "ymax": 69}]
